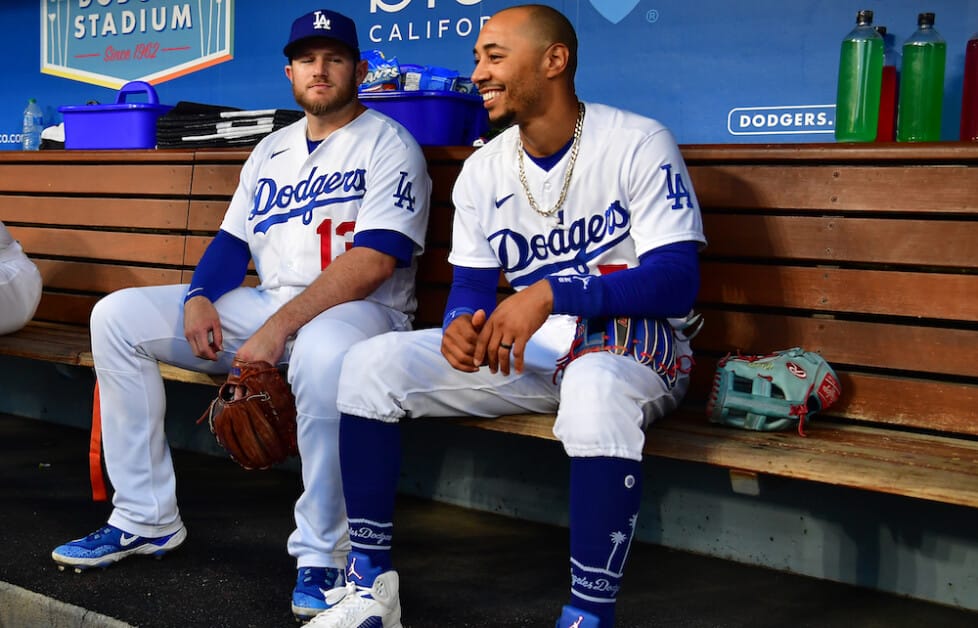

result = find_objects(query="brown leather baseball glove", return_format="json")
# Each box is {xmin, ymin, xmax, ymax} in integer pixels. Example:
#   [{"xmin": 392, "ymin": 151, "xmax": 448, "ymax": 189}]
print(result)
[{"xmin": 197, "ymin": 357, "xmax": 298, "ymax": 470}]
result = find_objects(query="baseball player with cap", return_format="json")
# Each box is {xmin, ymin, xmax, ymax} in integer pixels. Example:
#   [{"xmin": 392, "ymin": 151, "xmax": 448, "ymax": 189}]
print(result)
[
  {"xmin": 309, "ymin": 4, "xmax": 705, "ymax": 627},
  {"xmin": 0, "ymin": 220, "xmax": 42, "ymax": 335},
  {"xmin": 51, "ymin": 8, "xmax": 430, "ymax": 623}
]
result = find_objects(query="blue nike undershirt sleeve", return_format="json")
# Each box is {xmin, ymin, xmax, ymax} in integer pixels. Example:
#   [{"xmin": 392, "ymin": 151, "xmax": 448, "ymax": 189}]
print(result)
[
  {"xmin": 353, "ymin": 229, "xmax": 415, "ymax": 268},
  {"xmin": 442, "ymin": 266, "xmax": 501, "ymax": 330},
  {"xmin": 546, "ymin": 240, "xmax": 700, "ymax": 318},
  {"xmin": 184, "ymin": 229, "xmax": 251, "ymax": 303}
]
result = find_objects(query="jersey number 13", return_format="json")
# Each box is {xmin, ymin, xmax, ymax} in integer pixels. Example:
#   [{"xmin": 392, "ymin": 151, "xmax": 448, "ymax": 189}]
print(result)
[{"xmin": 317, "ymin": 219, "xmax": 355, "ymax": 269}]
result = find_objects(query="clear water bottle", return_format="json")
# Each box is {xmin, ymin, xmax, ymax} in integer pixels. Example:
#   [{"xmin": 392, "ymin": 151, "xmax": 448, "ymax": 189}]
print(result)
[
  {"xmin": 21, "ymin": 98, "xmax": 43, "ymax": 151},
  {"xmin": 835, "ymin": 10, "xmax": 883, "ymax": 142},
  {"xmin": 961, "ymin": 31, "xmax": 978, "ymax": 141},
  {"xmin": 896, "ymin": 13, "xmax": 946, "ymax": 142},
  {"xmin": 875, "ymin": 26, "xmax": 899, "ymax": 142}
]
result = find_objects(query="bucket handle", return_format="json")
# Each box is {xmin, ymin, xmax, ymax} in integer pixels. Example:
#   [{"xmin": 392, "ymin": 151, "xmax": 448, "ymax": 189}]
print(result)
[{"xmin": 115, "ymin": 81, "xmax": 159, "ymax": 105}]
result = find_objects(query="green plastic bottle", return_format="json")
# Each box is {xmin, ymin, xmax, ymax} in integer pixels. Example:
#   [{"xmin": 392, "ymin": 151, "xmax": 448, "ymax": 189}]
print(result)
[
  {"xmin": 835, "ymin": 10, "xmax": 883, "ymax": 142},
  {"xmin": 897, "ymin": 12, "xmax": 946, "ymax": 142}
]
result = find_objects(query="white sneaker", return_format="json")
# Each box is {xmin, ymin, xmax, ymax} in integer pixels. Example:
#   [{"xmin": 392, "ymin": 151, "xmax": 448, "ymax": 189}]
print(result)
[{"xmin": 306, "ymin": 570, "xmax": 402, "ymax": 628}]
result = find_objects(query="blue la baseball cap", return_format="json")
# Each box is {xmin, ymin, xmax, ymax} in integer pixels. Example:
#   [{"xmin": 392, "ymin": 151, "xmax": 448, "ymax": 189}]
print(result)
[{"xmin": 283, "ymin": 9, "xmax": 359, "ymax": 58}]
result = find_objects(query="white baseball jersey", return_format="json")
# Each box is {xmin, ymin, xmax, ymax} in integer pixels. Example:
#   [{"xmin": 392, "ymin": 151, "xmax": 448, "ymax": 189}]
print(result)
[
  {"xmin": 221, "ymin": 108, "xmax": 431, "ymax": 314},
  {"xmin": 337, "ymin": 102, "xmax": 706, "ymax": 464},
  {"xmin": 450, "ymin": 102, "xmax": 705, "ymax": 289}
]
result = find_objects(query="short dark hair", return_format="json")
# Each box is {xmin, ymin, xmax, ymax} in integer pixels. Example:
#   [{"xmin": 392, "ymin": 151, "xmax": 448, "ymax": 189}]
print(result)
[{"xmin": 521, "ymin": 4, "xmax": 578, "ymax": 78}]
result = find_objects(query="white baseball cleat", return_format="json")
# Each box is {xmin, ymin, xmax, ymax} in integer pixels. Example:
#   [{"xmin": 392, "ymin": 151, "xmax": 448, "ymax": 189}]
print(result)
[{"xmin": 306, "ymin": 568, "xmax": 401, "ymax": 628}]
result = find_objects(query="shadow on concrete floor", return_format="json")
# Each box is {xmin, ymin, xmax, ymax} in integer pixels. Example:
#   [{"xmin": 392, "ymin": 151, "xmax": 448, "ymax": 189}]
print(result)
[{"xmin": 2, "ymin": 413, "xmax": 976, "ymax": 628}]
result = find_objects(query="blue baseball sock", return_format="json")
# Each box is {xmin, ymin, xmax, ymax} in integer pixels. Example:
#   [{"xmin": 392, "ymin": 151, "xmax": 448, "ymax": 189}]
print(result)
[
  {"xmin": 339, "ymin": 413, "xmax": 402, "ymax": 573},
  {"xmin": 568, "ymin": 456, "xmax": 643, "ymax": 627}
]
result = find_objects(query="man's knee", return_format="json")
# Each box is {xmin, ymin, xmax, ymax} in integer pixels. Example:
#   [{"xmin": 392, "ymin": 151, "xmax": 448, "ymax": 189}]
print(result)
[
  {"xmin": 337, "ymin": 329, "xmax": 434, "ymax": 421},
  {"xmin": 556, "ymin": 360, "xmax": 651, "ymax": 459},
  {"xmin": 90, "ymin": 288, "xmax": 138, "ymax": 333}
]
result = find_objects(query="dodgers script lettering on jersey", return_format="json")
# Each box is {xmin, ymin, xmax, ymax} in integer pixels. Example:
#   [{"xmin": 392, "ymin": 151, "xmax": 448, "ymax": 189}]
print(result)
[
  {"xmin": 218, "ymin": 111, "xmax": 431, "ymax": 313},
  {"xmin": 448, "ymin": 103, "xmax": 704, "ymax": 289},
  {"xmin": 489, "ymin": 200, "xmax": 632, "ymax": 285},
  {"xmin": 249, "ymin": 166, "xmax": 368, "ymax": 234}
]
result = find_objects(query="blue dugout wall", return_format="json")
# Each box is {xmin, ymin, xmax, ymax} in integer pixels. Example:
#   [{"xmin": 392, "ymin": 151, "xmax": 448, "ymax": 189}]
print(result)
[{"xmin": 1, "ymin": 0, "xmax": 977, "ymax": 149}]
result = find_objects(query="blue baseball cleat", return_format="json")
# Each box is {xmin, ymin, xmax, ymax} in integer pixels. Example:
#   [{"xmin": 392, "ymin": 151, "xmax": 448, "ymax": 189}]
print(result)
[
  {"xmin": 292, "ymin": 566, "xmax": 344, "ymax": 623},
  {"xmin": 52, "ymin": 523, "xmax": 187, "ymax": 573},
  {"xmin": 556, "ymin": 605, "xmax": 602, "ymax": 628}
]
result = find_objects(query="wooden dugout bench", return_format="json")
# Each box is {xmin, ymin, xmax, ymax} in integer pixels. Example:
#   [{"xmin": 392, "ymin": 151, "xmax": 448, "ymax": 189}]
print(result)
[{"xmin": 1, "ymin": 143, "xmax": 977, "ymax": 509}]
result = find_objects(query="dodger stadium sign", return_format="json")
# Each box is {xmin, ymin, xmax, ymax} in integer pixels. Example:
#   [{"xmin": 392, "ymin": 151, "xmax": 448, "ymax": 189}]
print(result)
[{"xmin": 41, "ymin": 0, "xmax": 234, "ymax": 88}]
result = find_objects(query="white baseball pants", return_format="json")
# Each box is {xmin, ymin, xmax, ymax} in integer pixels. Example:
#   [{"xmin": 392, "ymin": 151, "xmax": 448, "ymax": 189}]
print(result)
[
  {"xmin": 337, "ymin": 316, "xmax": 691, "ymax": 461},
  {"xmin": 90, "ymin": 283, "xmax": 410, "ymax": 569}
]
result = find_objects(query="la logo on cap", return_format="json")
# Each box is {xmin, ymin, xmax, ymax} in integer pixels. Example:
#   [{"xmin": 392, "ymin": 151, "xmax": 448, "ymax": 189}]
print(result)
[
  {"xmin": 313, "ymin": 11, "xmax": 331, "ymax": 31},
  {"xmin": 284, "ymin": 8, "xmax": 358, "ymax": 58}
]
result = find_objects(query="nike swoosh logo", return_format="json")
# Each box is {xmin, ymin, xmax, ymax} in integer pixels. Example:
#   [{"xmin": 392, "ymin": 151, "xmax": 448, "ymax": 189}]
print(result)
[
  {"xmin": 494, "ymin": 193, "xmax": 515, "ymax": 208},
  {"xmin": 270, "ymin": 148, "xmax": 290, "ymax": 159},
  {"xmin": 119, "ymin": 534, "xmax": 139, "ymax": 547}
]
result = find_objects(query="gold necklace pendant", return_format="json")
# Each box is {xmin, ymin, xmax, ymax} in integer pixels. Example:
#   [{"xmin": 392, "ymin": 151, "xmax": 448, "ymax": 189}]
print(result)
[{"xmin": 517, "ymin": 102, "xmax": 585, "ymax": 219}]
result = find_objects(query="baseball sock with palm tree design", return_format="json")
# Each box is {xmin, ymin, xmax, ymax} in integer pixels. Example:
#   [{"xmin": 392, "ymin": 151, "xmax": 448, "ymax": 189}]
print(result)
[{"xmin": 568, "ymin": 456, "xmax": 643, "ymax": 627}]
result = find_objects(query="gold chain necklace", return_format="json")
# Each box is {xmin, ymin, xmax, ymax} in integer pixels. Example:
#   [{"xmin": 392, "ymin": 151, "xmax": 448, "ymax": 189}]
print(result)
[{"xmin": 516, "ymin": 101, "xmax": 585, "ymax": 218}]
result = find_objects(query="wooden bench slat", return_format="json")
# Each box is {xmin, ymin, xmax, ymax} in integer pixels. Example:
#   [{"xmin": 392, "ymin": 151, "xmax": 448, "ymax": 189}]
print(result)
[
  {"xmin": 13, "ymin": 228, "xmax": 186, "ymax": 265},
  {"xmin": 75, "ymin": 351, "xmax": 224, "ymax": 387},
  {"xmin": 0, "ymin": 322, "xmax": 90, "ymax": 365},
  {"xmin": 700, "ymin": 263, "xmax": 978, "ymax": 321},
  {"xmin": 694, "ymin": 308, "xmax": 978, "ymax": 378},
  {"xmin": 187, "ymin": 200, "xmax": 228, "ymax": 231},
  {"xmin": 0, "ymin": 150, "xmax": 196, "ymax": 165},
  {"xmin": 192, "ymin": 150, "xmax": 253, "ymax": 163},
  {"xmin": 157, "ymin": 364, "xmax": 223, "ymax": 386},
  {"xmin": 703, "ymin": 215, "xmax": 978, "ymax": 267},
  {"xmin": 823, "ymin": 372, "xmax": 978, "ymax": 434},
  {"xmin": 682, "ymin": 143, "xmax": 978, "ymax": 164},
  {"xmin": 691, "ymin": 164, "xmax": 978, "ymax": 213},
  {"xmin": 1, "ymin": 197, "xmax": 190, "ymax": 229},
  {"xmin": 33, "ymin": 293, "xmax": 101, "ymax": 326},
  {"xmin": 35, "ymin": 259, "xmax": 184, "ymax": 293},
  {"xmin": 447, "ymin": 412, "xmax": 978, "ymax": 507},
  {"xmin": 183, "ymin": 235, "xmax": 210, "ymax": 266},
  {"xmin": 0, "ymin": 164, "xmax": 193, "ymax": 196},
  {"xmin": 190, "ymin": 164, "xmax": 241, "ymax": 197},
  {"xmin": 649, "ymin": 418, "xmax": 978, "ymax": 507}
]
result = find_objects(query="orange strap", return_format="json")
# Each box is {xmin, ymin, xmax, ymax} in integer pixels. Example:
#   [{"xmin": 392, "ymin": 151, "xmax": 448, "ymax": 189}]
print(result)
[{"xmin": 88, "ymin": 381, "xmax": 108, "ymax": 502}]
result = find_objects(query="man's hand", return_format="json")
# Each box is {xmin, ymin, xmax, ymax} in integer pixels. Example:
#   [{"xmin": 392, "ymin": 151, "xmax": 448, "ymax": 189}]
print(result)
[
  {"xmin": 235, "ymin": 317, "xmax": 289, "ymax": 368},
  {"xmin": 474, "ymin": 279, "xmax": 553, "ymax": 375},
  {"xmin": 229, "ymin": 246, "xmax": 395, "ymax": 369},
  {"xmin": 441, "ymin": 310, "xmax": 486, "ymax": 372},
  {"xmin": 184, "ymin": 296, "xmax": 223, "ymax": 361}
]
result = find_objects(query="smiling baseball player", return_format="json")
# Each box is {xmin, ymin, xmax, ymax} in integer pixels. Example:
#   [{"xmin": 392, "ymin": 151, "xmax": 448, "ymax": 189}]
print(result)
[
  {"xmin": 51, "ymin": 8, "xmax": 430, "ymax": 623},
  {"xmin": 312, "ymin": 4, "xmax": 705, "ymax": 628}
]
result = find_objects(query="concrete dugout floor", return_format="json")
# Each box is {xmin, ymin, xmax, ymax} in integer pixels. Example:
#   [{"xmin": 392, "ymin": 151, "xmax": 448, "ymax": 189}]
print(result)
[{"xmin": 2, "ymin": 413, "xmax": 976, "ymax": 628}]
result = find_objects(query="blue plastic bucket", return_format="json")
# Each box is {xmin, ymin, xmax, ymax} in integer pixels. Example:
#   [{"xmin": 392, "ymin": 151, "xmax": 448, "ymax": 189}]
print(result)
[
  {"xmin": 59, "ymin": 81, "xmax": 173, "ymax": 150},
  {"xmin": 360, "ymin": 90, "xmax": 488, "ymax": 146}
]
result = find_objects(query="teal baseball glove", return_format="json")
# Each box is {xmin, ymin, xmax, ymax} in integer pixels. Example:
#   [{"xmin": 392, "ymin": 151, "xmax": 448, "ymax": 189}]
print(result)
[{"xmin": 706, "ymin": 347, "xmax": 842, "ymax": 435}]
